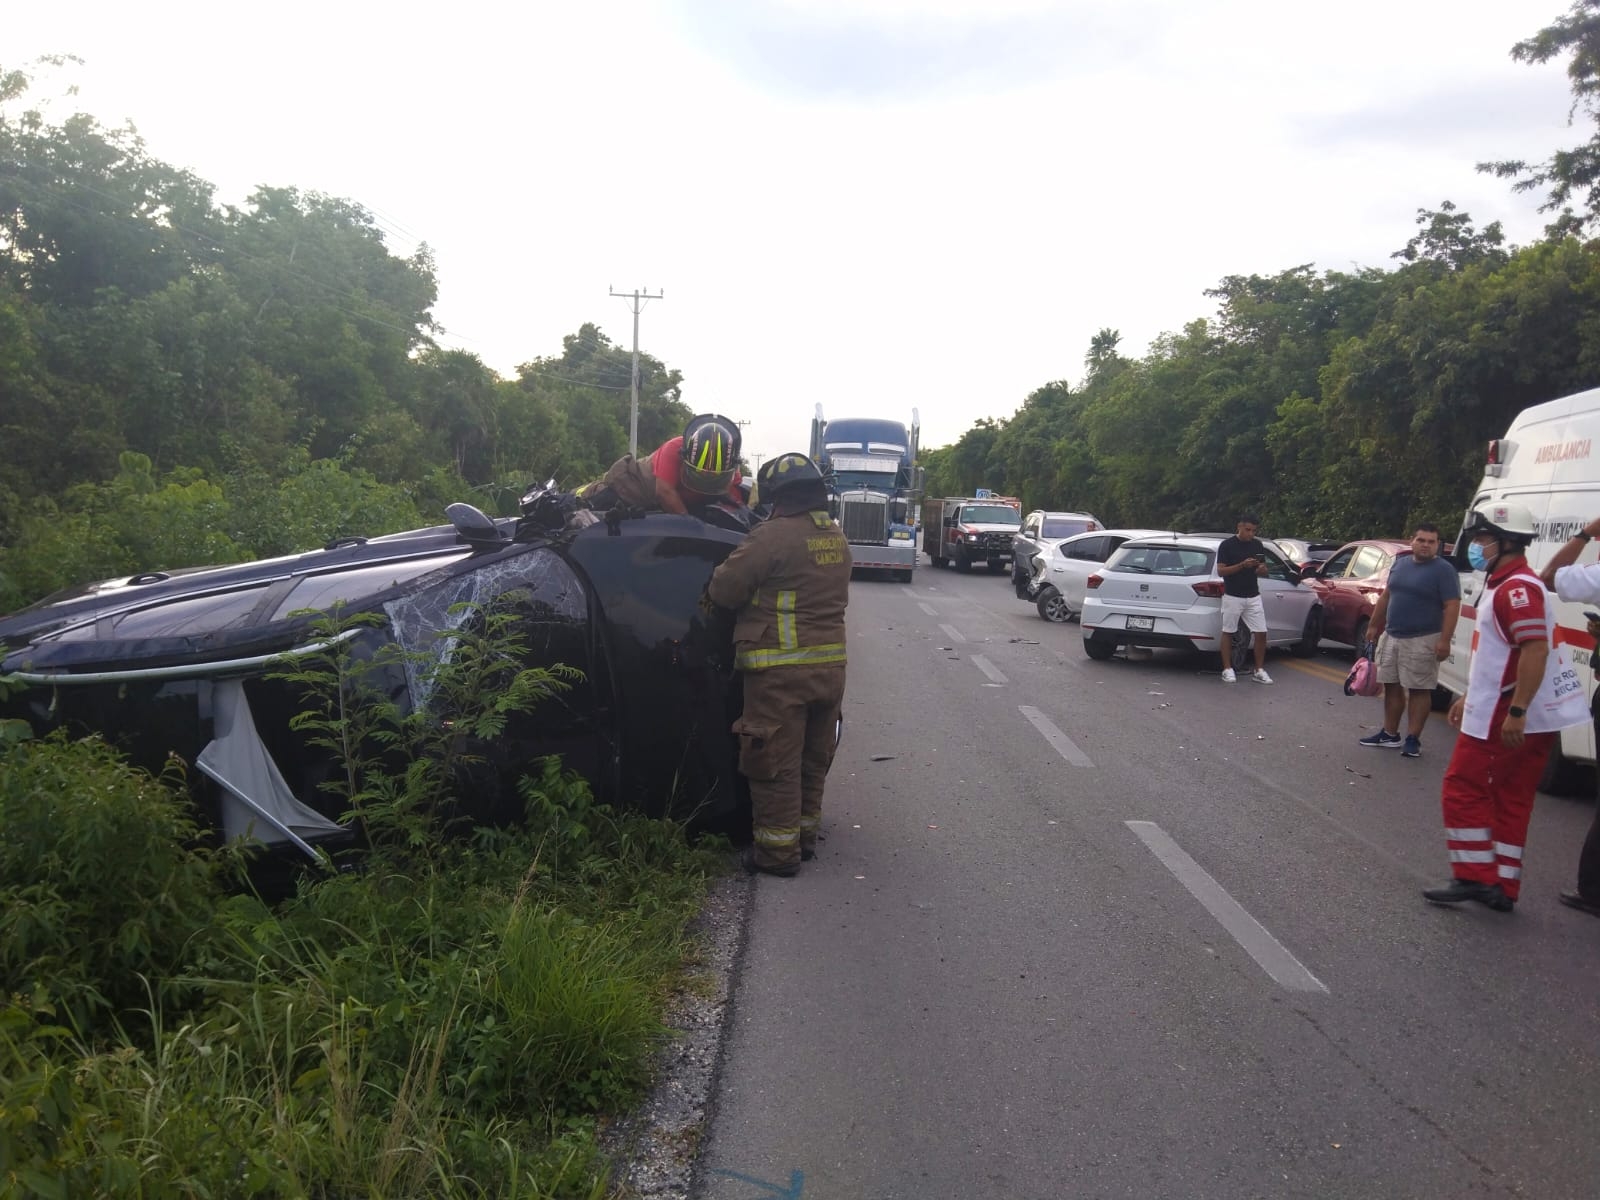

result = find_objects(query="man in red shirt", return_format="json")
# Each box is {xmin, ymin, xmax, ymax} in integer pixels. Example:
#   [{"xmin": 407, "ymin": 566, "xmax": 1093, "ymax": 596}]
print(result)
[{"xmin": 1424, "ymin": 503, "xmax": 1588, "ymax": 912}]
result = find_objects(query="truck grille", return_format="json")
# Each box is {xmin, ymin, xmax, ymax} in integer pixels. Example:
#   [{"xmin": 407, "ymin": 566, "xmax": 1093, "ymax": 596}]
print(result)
[{"xmin": 841, "ymin": 495, "xmax": 889, "ymax": 544}]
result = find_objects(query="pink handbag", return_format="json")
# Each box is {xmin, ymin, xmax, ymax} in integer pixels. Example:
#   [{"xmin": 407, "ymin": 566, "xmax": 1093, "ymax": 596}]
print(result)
[{"xmin": 1344, "ymin": 654, "xmax": 1382, "ymax": 697}]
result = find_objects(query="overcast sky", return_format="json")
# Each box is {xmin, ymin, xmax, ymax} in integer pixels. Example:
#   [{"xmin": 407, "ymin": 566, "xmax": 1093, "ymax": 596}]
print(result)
[{"xmin": 8, "ymin": 1, "xmax": 1579, "ymax": 468}]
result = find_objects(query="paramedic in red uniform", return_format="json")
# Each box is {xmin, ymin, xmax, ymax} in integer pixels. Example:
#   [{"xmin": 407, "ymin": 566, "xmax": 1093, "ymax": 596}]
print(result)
[{"xmin": 1424, "ymin": 504, "xmax": 1589, "ymax": 912}]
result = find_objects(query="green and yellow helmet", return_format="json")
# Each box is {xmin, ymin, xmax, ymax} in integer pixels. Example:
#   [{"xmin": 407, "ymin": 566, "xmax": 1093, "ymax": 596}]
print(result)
[
  {"xmin": 680, "ymin": 414, "xmax": 741, "ymax": 496},
  {"xmin": 756, "ymin": 451, "xmax": 824, "ymax": 499}
]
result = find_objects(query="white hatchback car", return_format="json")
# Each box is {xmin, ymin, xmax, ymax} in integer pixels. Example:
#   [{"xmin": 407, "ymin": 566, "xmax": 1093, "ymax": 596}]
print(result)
[
  {"xmin": 1028, "ymin": 528, "xmax": 1173, "ymax": 622},
  {"xmin": 1079, "ymin": 535, "xmax": 1323, "ymax": 665}
]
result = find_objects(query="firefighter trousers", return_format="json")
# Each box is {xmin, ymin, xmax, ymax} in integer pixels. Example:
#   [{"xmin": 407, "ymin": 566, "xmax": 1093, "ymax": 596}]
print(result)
[
  {"xmin": 735, "ymin": 664, "xmax": 846, "ymax": 870},
  {"xmin": 1439, "ymin": 704, "xmax": 1554, "ymax": 902}
]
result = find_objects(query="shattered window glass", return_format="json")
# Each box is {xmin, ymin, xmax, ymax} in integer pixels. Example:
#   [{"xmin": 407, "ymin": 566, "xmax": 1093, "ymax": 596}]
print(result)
[{"xmin": 384, "ymin": 548, "xmax": 587, "ymax": 707}]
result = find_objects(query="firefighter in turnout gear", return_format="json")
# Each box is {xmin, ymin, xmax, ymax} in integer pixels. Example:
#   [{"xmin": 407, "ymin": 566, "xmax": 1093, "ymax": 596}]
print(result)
[
  {"xmin": 706, "ymin": 452, "xmax": 850, "ymax": 876},
  {"xmin": 576, "ymin": 413, "xmax": 745, "ymax": 513}
]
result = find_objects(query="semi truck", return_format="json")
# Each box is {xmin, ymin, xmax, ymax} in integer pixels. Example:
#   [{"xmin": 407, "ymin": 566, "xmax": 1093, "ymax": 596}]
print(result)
[{"xmin": 809, "ymin": 405, "xmax": 922, "ymax": 582}]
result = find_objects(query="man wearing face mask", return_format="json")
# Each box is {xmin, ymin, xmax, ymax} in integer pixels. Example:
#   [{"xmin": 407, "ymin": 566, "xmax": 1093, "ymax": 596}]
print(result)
[{"xmin": 1423, "ymin": 504, "xmax": 1589, "ymax": 913}]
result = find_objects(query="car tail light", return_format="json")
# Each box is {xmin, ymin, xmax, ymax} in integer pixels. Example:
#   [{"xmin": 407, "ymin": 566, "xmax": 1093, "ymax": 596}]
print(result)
[
  {"xmin": 1087, "ymin": 573, "xmax": 1103, "ymax": 589},
  {"xmin": 1192, "ymin": 580, "xmax": 1225, "ymax": 598},
  {"xmin": 1487, "ymin": 439, "xmax": 1501, "ymax": 465}
]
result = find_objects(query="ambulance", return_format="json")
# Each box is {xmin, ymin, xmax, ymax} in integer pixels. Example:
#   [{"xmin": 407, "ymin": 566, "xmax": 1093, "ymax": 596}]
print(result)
[{"xmin": 1441, "ymin": 386, "xmax": 1600, "ymax": 793}]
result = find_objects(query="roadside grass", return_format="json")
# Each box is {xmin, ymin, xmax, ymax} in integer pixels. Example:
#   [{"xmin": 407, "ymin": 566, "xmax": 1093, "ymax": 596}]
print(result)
[{"xmin": 0, "ymin": 605, "xmax": 730, "ymax": 1197}]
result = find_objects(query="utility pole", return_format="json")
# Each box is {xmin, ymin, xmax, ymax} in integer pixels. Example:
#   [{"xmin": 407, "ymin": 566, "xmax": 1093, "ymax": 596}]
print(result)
[{"xmin": 609, "ymin": 286, "xmax": 664, "ymax": 457}]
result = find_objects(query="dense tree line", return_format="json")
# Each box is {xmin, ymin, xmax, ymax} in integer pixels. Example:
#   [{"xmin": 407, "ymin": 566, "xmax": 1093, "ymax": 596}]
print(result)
[
  {"xmin": 0, "ymin": 60, "xmax": 690, "ymax": 611},
  {"xmin": 7, "ymin": 7, "xmax": 1600, "ymax": 605},
  {"xmin": 923, "ymin": 4, "xmax": 1600, "ymax": 541}
]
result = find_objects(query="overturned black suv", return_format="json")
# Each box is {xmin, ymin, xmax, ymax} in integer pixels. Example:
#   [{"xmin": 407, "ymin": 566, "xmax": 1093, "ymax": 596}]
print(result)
[{"xmin": 0, "ymin": 491, "xmax": 754, "ymax": 865}]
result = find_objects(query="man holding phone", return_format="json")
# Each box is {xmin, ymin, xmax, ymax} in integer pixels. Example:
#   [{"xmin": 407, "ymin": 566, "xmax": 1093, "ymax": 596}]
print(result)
[
  {"xmin": 1538, "ymin": 518, "xmax": 1600, "ymax": 919},
  {"xmin": 1216, "ymin": 513, "xmax": 1272, "ymax": 684}
]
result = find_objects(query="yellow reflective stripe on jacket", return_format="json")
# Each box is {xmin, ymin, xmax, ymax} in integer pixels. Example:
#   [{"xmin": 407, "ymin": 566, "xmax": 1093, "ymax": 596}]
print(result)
[
  {"xmin": 753, "ymin": 825, "xmax": 800, "ymax": 847},
  {"xmin": 777, "ymin": 590, "xmax": 797, "ymax": 650},
  {"xmin": 735, "ymin": 643, "xmax": 847, "ymax": 670}
]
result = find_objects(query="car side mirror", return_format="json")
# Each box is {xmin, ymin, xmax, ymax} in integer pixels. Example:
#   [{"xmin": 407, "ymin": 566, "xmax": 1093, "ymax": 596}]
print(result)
[{"xmin": 1299, "ymin": 562, "xmax": 1321, "ymax": 579}]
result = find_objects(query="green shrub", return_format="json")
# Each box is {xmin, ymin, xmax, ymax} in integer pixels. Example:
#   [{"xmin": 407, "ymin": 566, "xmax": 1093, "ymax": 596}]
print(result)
[
  {"xmin": 490, "ymin": 906, "xmax": 662, "ymax": 1115},
  {"xmin": 0, "ymin": 735, "xmax": 226, "ymax": 1031}
]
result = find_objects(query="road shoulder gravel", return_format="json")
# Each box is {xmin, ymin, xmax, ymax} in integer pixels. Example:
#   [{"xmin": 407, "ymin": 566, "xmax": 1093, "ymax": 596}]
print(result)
[{"xmin": 600, "ymin": 867, "xmax": 753, "ymax": 1198}]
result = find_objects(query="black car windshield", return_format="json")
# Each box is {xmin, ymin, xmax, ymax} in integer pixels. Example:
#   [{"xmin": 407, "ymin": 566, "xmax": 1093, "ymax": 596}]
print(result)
[
  {"xmin": 1042, "ymin": 518, "xmax": 1093, "ymax": 538},
  {"xmin": 1108, "ymin": 544, "xmax": 1215, "ymax": 576},
  {"xmin": 960, "ymin": 505, "xmax": 1020, "ymax": 526}
]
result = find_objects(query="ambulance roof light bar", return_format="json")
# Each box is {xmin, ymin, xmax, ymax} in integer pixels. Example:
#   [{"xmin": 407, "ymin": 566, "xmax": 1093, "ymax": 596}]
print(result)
[{"xmin": 1485, "ymin": 438, "xmax": 1514, "ymax": 477}]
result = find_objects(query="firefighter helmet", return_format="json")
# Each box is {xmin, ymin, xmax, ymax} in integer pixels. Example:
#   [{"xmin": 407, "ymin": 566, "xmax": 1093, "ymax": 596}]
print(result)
[
  {"xmin": 680, "ymin": 414, "xmax": 741, "ymax": 497},
  {"xmin": 756, "ymin": 452, "xmax": 825, "ymax": 498}
]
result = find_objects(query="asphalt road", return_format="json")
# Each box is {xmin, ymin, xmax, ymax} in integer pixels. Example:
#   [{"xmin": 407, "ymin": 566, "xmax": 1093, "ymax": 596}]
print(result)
[{"xmin": 695, "ymin": 565, "xmax": 1600, "ymax": 1200}]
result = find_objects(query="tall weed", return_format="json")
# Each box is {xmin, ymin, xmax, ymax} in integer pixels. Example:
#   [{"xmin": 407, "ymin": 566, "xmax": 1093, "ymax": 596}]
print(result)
[{"xmin": 0, "ymin": 734, "xmax": 226, "ymax": 1031}]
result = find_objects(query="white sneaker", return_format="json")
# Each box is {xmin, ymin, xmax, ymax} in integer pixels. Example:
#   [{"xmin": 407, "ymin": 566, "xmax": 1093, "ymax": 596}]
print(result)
[
  {"xmin": 1221, "ymin": 668, "xmax": 1237, "ymax": 683},
  {"xmin": 1252, "ymin": 668, "xmax": 1273, "ymax": 684}
]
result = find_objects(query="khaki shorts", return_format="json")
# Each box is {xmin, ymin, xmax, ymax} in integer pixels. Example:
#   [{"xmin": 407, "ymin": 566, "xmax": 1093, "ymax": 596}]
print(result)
[{"xmin": 1375, "ymin": 632, "xmax": 1441, "ymax": 691}]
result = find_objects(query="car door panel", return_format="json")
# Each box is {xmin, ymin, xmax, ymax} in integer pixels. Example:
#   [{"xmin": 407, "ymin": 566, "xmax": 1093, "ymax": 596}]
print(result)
[
  {"xmin": 1259, "ymin": 550, "xmax": 1308, "ymax": 641},
  {"xmin": 1314, "ymin": 546, "xmax": 1359, "ymax": 643}
]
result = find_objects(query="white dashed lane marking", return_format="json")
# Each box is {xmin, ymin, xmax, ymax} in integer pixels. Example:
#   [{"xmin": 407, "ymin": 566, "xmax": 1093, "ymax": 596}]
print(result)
[
  {"xmin": 1018, "ymin": 704, "xmax": 1093, "ymax": 768},
  {"xmin": 970, "ymin": 654, "xmax": 1008, "ymax": 684},
  {"xmin": 1126, "ymin": 821, "xmax": 1329, "ymax": 995},
  {"xmin": 918, "ymin": 602, "xmax": 939, "ymax": 617},
  {"xmin": 939, "ymin": 624, "xmax": 967, "ymax": 644}
]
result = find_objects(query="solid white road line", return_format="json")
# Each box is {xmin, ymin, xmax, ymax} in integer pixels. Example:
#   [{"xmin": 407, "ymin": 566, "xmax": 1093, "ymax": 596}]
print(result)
[
  {"xmin": 918, "ymin": 602, "xmax": 939, "ymax": 617},
  {"xmin": 1018, "ymin": 705, "xmax": 1093, "ymax": 768},
  {"xmin": 939, "ymin": 623, "xmax": 967, "ymax": 644},
  {"xmin": 1125, "ymin": 821, "xmax": 1329, "ymax": 995},
  {"xmin": 970, "ymin": 654, "xmax": 1008, "ymax": 684}
]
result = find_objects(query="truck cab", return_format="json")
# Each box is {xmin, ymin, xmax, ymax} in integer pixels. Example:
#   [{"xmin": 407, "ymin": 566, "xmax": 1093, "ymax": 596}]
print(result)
[{"xmin": 810, "ymin": 407, "xmax": 922, "ymax": 582}]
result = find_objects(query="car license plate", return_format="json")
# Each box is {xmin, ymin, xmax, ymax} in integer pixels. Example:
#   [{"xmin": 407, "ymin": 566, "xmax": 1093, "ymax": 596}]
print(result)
[{"xmin": 1126, "ymin": 615, "xmax": 1155, "ymax": 632}]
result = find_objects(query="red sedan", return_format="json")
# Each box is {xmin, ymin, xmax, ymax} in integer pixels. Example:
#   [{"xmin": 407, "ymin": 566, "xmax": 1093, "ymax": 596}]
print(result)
[{"xmin": 1305, "ymin": 539, "xmax": 1414, "ymax": 647}]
